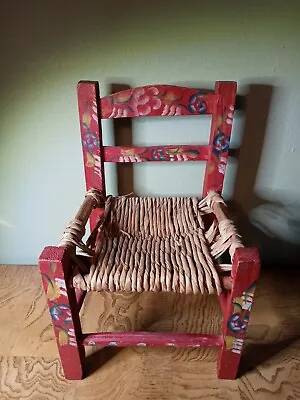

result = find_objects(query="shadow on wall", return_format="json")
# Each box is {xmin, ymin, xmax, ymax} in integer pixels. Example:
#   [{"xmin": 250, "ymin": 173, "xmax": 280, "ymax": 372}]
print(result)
[
  {"xmin": 110, "ymin": 82, "xmax": 300, "ymax": 269},
  {"xmin": 228, "ymin": 84, "xmax": 300, "ymax": 269}
]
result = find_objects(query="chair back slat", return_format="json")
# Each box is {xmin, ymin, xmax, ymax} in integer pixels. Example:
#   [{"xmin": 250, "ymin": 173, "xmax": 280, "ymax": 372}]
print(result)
[
  {"xmin": 100, "ymin": 85, "xmax": 216, "ymax": 119},
  {"xmin": 103, "ymin": 145, "xmax": 210, "ymax": 163}
]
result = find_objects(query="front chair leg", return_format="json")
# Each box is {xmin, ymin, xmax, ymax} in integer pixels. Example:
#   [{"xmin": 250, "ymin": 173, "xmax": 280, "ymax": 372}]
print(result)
[
  {"xmin": 218, "ymin": 248, "xmax": 260, "ymax": 379},
  {"xmin": 39, "ymin": 246, "xmax": 85, "ymax": 380}
]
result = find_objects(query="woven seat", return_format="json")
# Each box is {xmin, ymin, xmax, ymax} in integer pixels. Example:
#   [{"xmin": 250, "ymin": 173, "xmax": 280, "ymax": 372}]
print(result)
[{"xmin": 72, "ymin": 192, "xmax": 243, "ymax": 295}]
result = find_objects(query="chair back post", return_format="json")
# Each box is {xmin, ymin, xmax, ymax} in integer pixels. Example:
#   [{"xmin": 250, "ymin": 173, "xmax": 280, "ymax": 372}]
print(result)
[
  {"xmin": 203, "ymin": 81, "xmax": 237, "ymax": 196},
  {"xmin": 77, "ymin": 81, "xmax": 106, "ymax": 231}
]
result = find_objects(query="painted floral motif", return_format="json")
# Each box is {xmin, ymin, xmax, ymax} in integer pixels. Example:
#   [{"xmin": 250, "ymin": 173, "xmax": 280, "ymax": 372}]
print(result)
[
  {"xmin": 82, "ymin": 131, "xmax": 100, "ymax": 154},
  {"xmin": 82, "ymin": 131, "xmax": 100, "ymax": 167},
  {"xmin": 49, "ymin": 302, "xmax": 76, "ymax": 346},
  {"xmin": 228, "ymin": 311, "xmax": 249, "ymax": 333},
  {"xmin": 151, "ymin": 147, "xmax": 200, "ymax": 161},
  {"xmin": 215, "ymin": 104, "xmax": 234, "ymax": 129},
  {"xmin": 225, "ymin": 337, "xmax": 244, "ymax": 355},
  {"xmin": 108, "ymin": 146, "xmax": 202, "ymax": 162},
  {"xmin": 228, "ymin": 282, "xmax": 256, "ymax": 334},
  {"xmin": 50, "ymin": 303, "xmax": 72, "ymax": 323},
  {"xmin": 160, "ymin": 90, "xmax": 184, "ymax": 116},
  {"xmin": 218, "ymin": 156, "xmax": 227, "ymax": 175},
  {"xmin": 226, "ymin": 105, "xmax": 234, "ymax": 125},
  {"xmin": 226, "ymin": 282, "xmax": 256, "ymax": 353},
  {"xmin": 132, "ymin": 87, "xmax": 162, "ymax": 116},
  {"xmin": 117, "ymin": 148, "xmax": 144, "ymax": 162},
  {"xmin": 81, "ymin": 99, "xmax": 102, "ymax": 185},
  {"xmin": 101, "ymin": 86, "xmax": 211, "ymax": 119},
  {"xmin": 213, "ymin": 129, "xmax": 230, "ymax": 155},
  {"xmin": 102, "ymin": 86, "xmax": 162, "ymax": 118},
  {"xmin": 118, "ymin": 155, "xmax": 143, "ymax": 162},
  {"xmin": 82, "ymin": 100, "xmax": 98, "ymax": 129},
  {"xmin": 42, "ymin": 263, "xmax": 77, "ymax": 347},
  {"xmin": 55, "ymin": 326, "xmax": 78, "ymax": 347},
  {"xmin": 42, "ymin": 263, "xmax": 67, "ymax": 301},
  {"xmin": 207, "ymin": 101, "xmax": 235, "ymax": 190},
  {"xmin": 187, "ymin": 93, "xmax": 207, "ymax": 114}
]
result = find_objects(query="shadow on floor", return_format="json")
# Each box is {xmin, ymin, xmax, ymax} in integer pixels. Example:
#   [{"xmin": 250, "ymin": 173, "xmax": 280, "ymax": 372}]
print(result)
[{"xmin": 238, "ymin": 336, "xmax": 299, "ymax": 377}]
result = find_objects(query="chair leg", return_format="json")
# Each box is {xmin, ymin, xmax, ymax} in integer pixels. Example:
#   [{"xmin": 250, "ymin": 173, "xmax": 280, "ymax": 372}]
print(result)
[
  {"xmin": 218, "ymin": 248, "xmax": 260, "ymax": 379},
  {"xmin": 39, "ymin": 246, "xmax": 85, "ymax": 380}
]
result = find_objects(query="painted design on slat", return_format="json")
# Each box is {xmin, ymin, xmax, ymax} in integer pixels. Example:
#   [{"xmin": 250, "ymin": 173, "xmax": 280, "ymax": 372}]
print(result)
[
  {"xmin": 187, "ymin": 92, "xmax": 208, "ymax": 114},
  {"xmin": 225, "ymin": 282, "xmax": 256, "ymax": 354},
  {"xmin": 100, "ymin": 85, "xmax": 214, "ymax": 119},
  {"xmin": 41, "ymin": 263, "xmax": 76, "ymax": 347},
  {"xmin": 151, "ymin": 147, "xmax": 200, "ymax": 162},
  {"xmin": 104, "ymin": 145, "xmax": 207, "ymax": 163}
]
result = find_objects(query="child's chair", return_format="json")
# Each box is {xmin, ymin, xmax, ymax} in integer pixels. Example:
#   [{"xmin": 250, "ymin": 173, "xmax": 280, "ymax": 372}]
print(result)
[{"xmin": 39, "ymin": 81, "xmax": 260, "ymax": 380}]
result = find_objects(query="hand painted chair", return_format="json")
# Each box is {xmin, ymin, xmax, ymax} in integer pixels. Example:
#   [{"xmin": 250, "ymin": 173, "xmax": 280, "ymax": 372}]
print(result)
[{"xmin": 39, "ymin": 81, "xmax": 260, "ymax": 380}]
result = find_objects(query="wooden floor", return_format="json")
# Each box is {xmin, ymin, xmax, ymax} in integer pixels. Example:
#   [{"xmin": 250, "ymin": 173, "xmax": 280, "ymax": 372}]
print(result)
[{"xmin": 0, "ymin": 265, "xmax": 300, "ymax": 400}]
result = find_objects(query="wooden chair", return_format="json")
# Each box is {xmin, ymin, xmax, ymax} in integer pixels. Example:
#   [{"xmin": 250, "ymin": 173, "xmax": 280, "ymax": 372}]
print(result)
[{"xmin": 39, "ymin": 81, "xmax": 260, "ymax": 380}]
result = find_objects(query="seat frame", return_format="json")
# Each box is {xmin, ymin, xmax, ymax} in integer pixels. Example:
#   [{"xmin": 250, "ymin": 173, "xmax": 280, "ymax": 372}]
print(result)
[{"xmin": 39, "ymin": 81, "xmax": 260, "ymax": 380}]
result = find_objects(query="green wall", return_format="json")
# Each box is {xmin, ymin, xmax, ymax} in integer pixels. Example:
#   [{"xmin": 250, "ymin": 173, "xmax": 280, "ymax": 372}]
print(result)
[{"xmin": 1, "ymin": 0, "xmax": 300, "ymax": 263}]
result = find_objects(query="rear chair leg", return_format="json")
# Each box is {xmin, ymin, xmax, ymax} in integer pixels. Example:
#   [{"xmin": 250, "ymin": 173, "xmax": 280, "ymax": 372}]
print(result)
[
  {"xmin": 218, "ymin": 248, "xmax": 260, "ymax": 379},
  {"xmin": 39, "ymin": 246, "xmax": 85, "ymax": 380}
]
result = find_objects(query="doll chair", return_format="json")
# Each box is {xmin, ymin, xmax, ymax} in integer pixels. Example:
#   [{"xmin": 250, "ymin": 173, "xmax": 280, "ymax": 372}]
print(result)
[{"xmin": 39, "ymin": 81, "xmax": 260, "ymax": 380}]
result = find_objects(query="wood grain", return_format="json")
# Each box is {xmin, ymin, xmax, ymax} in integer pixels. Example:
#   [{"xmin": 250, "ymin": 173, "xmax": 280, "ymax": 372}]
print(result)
[
  {"xmin": 0, "ymin": 266, "xmax": 57, "ymax": 357},
  {"xmin": 1, "ymin": 265, "xmax": 300, "ymax": 399},
  {"xmin": 0, "ymin": 357, "xmax": 72, "ymax": 400},
  {"xmin": 239, "ymin": 340, "xmax": 300, "ymax": 400}
]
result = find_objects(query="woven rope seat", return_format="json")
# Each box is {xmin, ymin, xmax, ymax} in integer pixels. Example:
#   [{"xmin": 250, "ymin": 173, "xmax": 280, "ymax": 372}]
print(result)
[{"xmin": 69, "ymin": 191, "xmax": 243, "ymax": 295}]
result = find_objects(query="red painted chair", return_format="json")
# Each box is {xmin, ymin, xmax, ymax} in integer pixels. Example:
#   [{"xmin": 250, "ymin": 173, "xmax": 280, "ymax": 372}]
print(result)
[{"xmin": 39, "ymin": 81, "xmax": 260, "ymax": 380}]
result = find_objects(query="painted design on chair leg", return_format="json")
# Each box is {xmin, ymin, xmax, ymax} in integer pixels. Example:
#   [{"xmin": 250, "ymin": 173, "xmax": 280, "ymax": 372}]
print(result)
[
  {"xmin": 42, "ymin": 263, "xmax": 67, "ymax": 300},
  {"xmin": 49, "ymin": 303, "xmax": 77, "ymax": 346},
  {"xmin": 225, "ymin": 282, "xmax": 256, "ymax": 353},
  {"xmin": 224, "ymin": 337, "xmax": 244, "ymax": 355},
  {"xmin": 41, "ymin": 263, "xmax": 76, "ymax": 347}
]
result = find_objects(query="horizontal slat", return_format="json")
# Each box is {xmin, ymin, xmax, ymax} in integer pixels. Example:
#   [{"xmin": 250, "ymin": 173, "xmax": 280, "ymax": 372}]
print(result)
[
  {"xmin": 103, "ymin": 145, "xmax": 210, "ymax": 162},
  {"xmin": 81, "ymin": 332, "xmax": 223, "ymax": 348},
  {"xmin": 100, "ymin": 85, "xmax": 217, "ymax": 119}
]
